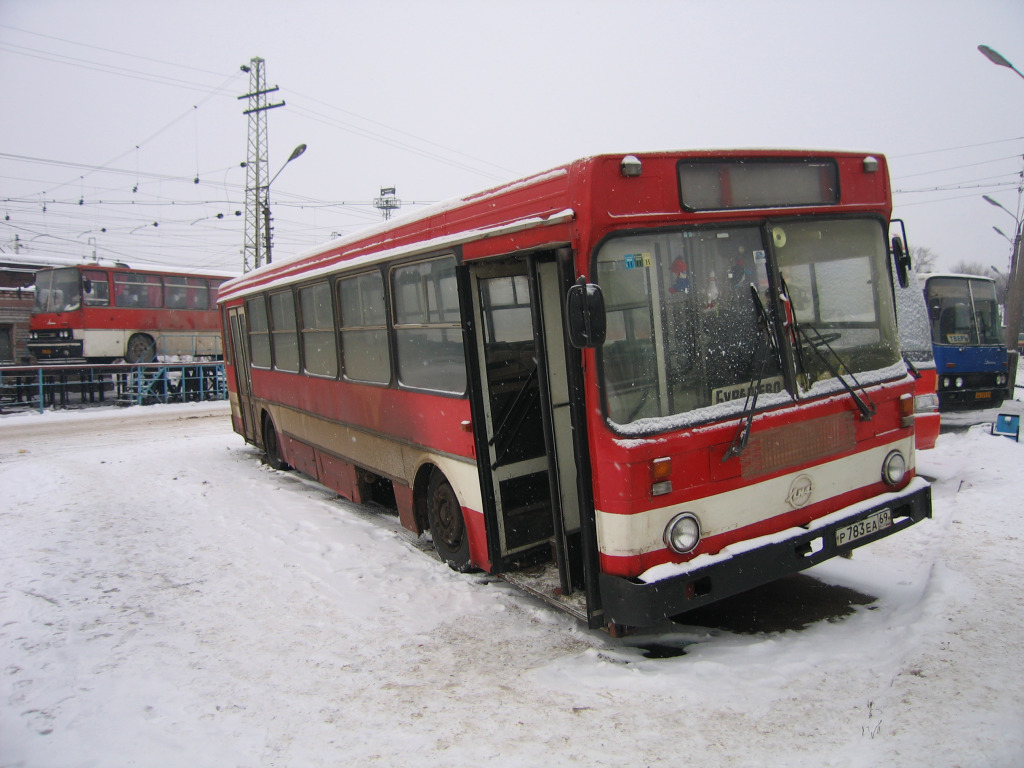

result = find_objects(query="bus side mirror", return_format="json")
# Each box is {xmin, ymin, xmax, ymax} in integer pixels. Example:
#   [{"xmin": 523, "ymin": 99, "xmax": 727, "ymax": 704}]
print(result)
[
  {"xmin": 892, "ymin": 236, "xmax": 911, "ymax": 289},
  {"xmin": 567, "ymin": 278, "xmax": 606, "ymax": 349}
]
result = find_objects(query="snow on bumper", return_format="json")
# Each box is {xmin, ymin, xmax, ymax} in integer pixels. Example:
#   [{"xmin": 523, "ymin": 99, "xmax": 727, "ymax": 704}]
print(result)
[{"xmin": 598, "ymin": 477, "xmax": 932, "ymax": 628}]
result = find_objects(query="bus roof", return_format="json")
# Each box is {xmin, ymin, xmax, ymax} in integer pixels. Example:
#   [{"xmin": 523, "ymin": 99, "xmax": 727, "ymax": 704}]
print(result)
[
  {"xmin": 36, "ymin": 261, "xmax": 238, "ymax": 280},
  {"xmin": 220, "ymin": 148, "xmax": 889, "ymax": 303},
  {"xmin": 924, "ymin": 272, "xmax": 997, "ymax": 283}
]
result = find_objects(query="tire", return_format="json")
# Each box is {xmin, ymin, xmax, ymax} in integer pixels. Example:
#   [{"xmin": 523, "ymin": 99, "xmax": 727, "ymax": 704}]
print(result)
[
  {"xmin": 427, "ymin": 471, "xmax": 472, "ymax": 572},
  {"xmin": 262, "ymin": 414, "xmax": 290, "ymax": 471},
  {"xmin": 125, "ymin": 334, "xmax": 156, "ymax": 364}
]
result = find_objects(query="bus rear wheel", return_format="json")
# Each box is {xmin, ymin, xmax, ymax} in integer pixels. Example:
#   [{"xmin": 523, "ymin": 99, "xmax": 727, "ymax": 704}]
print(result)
[
  {"xmin": 427, "ymin": 471, "xmax": 471, "ymax": 572},
  {"xmin": 262, "ymin": 414, "xmax": 290, "ymax": 471},
  {"xmin": 125, "ymin": 334, "xmax": 156, "ymax": 364}
]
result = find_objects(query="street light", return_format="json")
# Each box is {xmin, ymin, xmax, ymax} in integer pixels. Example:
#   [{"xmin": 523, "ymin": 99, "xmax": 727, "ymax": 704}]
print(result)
[
  {"xmin": 983, "ymin": 193, "xmax": 1024, "ymax": 351},
  {"xmin": 978, "ymin": 45, "xmax": 1024, "ymax": 80},
  {"xmin": 263, "ymin": 143, "xmax": 307, "ymax": 265},
  {"xmin": 983, "ymin": 194, "xmax": 1018, "ymax": 220},
  {"xmin": 979, "ymin": 45, "xmax": 1024, "ymax": 361}
]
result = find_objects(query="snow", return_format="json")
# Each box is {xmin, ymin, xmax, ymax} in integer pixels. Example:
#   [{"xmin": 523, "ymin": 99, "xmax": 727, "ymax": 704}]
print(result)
[{"xmin": 2, "ymin": 399, "xmax": 1024, "ymax": 767}]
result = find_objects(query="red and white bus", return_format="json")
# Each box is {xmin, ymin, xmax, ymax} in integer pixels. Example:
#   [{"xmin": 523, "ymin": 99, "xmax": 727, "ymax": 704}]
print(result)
[
  {"xmin": 219, "ymin": 150, "xmax": 931, "ymax": 632},
  {"xmin": 894, "ymin": 268, "xmax": 940, "ymax": 449},
  {"xmin": 29, "ymin": 263, "xmax": 232, "ymax": 363}
]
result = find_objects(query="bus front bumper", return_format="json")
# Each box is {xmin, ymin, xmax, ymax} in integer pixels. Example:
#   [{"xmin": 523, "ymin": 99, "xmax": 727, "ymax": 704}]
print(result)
[
  {"xmin": 27, "ymin": 340, "xmax": 84, "ymax": 360},
  {"xmin": 598, "ymin": 479, "xmax": 932, "ymax": 628}
]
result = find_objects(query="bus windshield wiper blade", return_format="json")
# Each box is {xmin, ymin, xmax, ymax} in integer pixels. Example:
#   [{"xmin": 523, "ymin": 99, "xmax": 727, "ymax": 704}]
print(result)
[
  {"xmin": 724, "ymin": 286, "xmax": 779, "ymax": 460},
  {"xmin": 795, "ymin": 324, "xmax": 876, "ymax": 420},
  {"xmin": 902, "ymin": 352, "xmax": 920, "ymax": 379}
]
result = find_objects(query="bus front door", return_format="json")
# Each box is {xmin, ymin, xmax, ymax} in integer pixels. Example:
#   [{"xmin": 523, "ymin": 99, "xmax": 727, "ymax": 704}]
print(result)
[
  {"xmin": 468, "ymin": 255, "xmax": 586, "ymax": 603},
  {"xmin": 227, "ymin": 307, "xmax": 259, "ymax": 443}
]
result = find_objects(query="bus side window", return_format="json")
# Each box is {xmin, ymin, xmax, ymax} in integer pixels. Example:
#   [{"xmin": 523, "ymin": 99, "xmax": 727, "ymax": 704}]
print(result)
[
  {"xmin": 269, "ymin": 289, "xmax": 300, "ymax": 372},
  {"xmin": 187, "ymin": 278, "xmax": 209, "ymax": 310},
  {"xmin": 209, "ymin": 280, "xmax": 225, "ymax": 308},
  {"xmin": 391, "ymin": 256, "xmax": 465, "ymax": 393},
  {"xmin": 246, "ymin": 296, "xmax": 271, "ymax": 368},
  {"xmin": 299, "ymin": 281, "xmax": 338, "ymax": 377},
  {"xmin": 144, "ymin": 275, "xmax": 163, "ymax": 308},
  {"xmin": 165, "ymin": 276, "xmax": 188, "ymax": 309},
  {"xmin": 82, "ymin": 270, "xmax": 110, "ymax": 306},
  {"xmin": 338, "ymin": 271, "xmax": 390, "ymax": 384}
]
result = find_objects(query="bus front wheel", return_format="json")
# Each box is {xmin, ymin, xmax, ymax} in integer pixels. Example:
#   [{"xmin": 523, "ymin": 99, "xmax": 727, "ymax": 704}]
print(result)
[
  {"xmin": 427, "ymin": 471, "xmax": 471, "ymax": 572},
  {"xmin": 125, "ymin": 334, "xmax": 156, "ymax": 364}
]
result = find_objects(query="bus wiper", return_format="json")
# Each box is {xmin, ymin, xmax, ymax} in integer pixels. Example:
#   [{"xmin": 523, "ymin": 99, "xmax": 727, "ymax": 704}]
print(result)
[
  {"xmin": 775, "ymin": 272, "xmax": 875, "ymax": 421},
  {"xmin": 794, "ymin": 324, "xmax": 876, "ymax": 420},
  {"xmin": 902, "ymin": 352, "xmax": 920, "ymax": 379},
  {"xmin": 724, "ymin": 286, "xmax": 780, "ymax": 460}
]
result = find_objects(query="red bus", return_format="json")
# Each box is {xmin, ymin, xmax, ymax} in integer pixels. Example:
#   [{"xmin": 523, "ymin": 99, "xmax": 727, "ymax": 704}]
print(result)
[
  {"xmin": 29, "ymin": 263, "xmax": 232, "ymax": 363},
  {"xmin": 219, "ymin": 150, "xmax": 931, "ymax": 632},
  {"xmin": 894, "ymin": 269, "xmax": 940, "ymax": 449}
]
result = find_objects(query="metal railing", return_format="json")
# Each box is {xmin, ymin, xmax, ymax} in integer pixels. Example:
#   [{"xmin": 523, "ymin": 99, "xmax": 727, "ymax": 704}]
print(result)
[{"xmin": 0, "ymin": 362, "xmax": 227, "ymax": 414}]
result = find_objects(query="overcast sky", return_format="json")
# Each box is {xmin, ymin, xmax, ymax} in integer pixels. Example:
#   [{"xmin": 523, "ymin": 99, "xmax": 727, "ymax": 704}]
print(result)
[{"xmin": 1, "ymin": 0, "xmax": 1022, "ymax": 275}]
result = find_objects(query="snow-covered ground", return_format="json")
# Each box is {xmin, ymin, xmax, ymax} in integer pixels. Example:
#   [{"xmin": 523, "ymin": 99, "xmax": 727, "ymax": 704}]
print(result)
[{"xmin": 2, "ymin": 399, "xmax": 1023, "ymax": 767}]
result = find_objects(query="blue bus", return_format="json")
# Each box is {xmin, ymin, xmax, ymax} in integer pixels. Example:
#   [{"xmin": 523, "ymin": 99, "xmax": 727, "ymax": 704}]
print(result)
[{"xmin": 923, "ymin": 273, "xmax": 1008, "ymax": 410}]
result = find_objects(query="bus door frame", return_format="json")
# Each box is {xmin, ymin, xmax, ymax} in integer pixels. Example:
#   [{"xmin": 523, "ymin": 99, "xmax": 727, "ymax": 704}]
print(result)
[
  {"xmin": 226, "ymin": 305, "xmax": 259, "ymax": 444},
  {"xmin": 462, "ymin": 249, "xmax": 603, "ymax": 627}
]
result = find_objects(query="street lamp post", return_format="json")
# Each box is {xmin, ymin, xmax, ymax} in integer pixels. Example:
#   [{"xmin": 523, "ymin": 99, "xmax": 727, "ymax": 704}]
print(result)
[
  {"xmin": 979, "ymin": 45, "xmax": 1024, "ymax": 376},
  {"xmin": 978, "ymin": 45, "xmax": 1024, "ymax": 81},
  {"xmin": 263, "ymin": 143, "xmax": 307, "ymax": 266},
  {"xmin": 983, "ymin": 193, "xmax": 1023, "ymax": 352}
]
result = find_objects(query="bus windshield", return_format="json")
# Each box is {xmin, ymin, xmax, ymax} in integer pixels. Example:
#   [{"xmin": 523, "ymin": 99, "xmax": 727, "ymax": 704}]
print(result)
[
  {"xmin": 33, "ymin": 268, "xmax": 82, "ymax": 313},
  {"xmin": 925, "ymin": 276, "xmax": 1002, "ymax": 346},
  {"xmin": 596, "ymin": 218, "xmax": 900, "ymax": 430}
]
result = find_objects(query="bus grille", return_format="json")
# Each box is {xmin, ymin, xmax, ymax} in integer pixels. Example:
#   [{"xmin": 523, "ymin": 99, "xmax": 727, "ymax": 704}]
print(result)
[{"xmin": 740, "ymin": 411, "xmax": 856, "ymax": 478}]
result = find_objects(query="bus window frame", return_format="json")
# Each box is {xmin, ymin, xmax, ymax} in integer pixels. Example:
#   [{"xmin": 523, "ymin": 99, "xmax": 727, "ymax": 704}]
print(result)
[
  {"xmin": 389, "ymin": 254, "xmax": 467, "ymax": 396},
  {"xmin": 269, "ymin": 288, "xmax": 301, "ymax": 373},
  {"xmin": 298, "ymin": 280, "xmax": 339, "ymax": 379},
  {"xmin": 338, "ymin": 268, "xmax": 392, "ymax": 386},
  {"xmin": 246, "ymin": 295, "xmax": 272, "ymax": 369}
]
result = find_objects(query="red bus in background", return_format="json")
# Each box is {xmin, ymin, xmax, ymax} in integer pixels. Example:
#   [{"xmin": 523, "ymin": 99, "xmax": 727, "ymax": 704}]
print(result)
[
  {"xmin": 219, "ymin": 150, "xmax": 931, "ymax": 632},
  {"xmin": 29, "ymin": 264, "xmax": 232, "ymax": 363}
]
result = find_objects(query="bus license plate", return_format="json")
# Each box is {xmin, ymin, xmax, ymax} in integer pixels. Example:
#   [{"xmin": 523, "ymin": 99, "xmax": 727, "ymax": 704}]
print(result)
[{"xmin": 835, "ymin": 509, "xmax": 891, "ymax": 547}]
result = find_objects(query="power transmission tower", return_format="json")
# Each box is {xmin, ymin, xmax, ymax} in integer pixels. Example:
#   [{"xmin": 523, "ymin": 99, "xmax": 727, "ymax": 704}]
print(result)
[
  {"xmin": 374, "ymin": 187, "xmax": 402, "ymax": 220},
  {"xmin": 238, "ymin": 57, "xmax": 284, "ymax": 273}
]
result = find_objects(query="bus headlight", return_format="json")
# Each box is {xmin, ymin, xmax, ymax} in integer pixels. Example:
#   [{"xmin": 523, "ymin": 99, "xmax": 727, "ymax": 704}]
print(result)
[
  {"xmin": 664, "ymin": 512, "xmax": 701, "ymax": 554},
  {"xmin": 881, "ymin": 450, "xmax": 907, "ymax": 487}
]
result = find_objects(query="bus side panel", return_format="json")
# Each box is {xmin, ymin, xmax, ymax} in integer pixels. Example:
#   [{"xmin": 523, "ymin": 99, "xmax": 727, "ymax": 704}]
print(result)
[
  {"xmin": 249, "ymin": 370, "xmax": 476, "ymax": 462},
  {"xmin": 914, "ymin": 366, "xmax": 940, "ymax": 450}
]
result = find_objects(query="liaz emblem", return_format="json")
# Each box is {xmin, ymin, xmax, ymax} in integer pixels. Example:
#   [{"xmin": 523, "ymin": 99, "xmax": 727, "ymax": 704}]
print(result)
[{"xmin": 786, "ymin": 474, "xmax": 814, "ymax": 508}]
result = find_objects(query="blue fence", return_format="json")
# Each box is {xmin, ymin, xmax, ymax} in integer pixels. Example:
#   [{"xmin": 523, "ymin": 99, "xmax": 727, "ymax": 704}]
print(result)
[{"xmin": 0, "ymin": 362, "xmax": 227, "ymax": 414}]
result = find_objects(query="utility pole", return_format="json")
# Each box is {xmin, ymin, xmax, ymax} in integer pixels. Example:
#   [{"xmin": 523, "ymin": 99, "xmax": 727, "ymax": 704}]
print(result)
[{"xmin": 238, "ymin": 57, "xmax": 285, "ymax": 273}]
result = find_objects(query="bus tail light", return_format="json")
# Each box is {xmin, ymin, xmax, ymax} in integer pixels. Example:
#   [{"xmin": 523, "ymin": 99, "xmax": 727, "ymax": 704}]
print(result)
[
  {"xmin": 899, "ymin": 393, "xmax": 914, "ymax": 428},
  {"xmin": 664, "ymin": 513, "xmax": 701, "ymax": 554},
  {"xmin": 651, "ymin": 457, "xmax": 672, "ymax": 496},
  {"xmin": 882, "ymin": 450, "xmax": 907, "ymax": 487}
]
